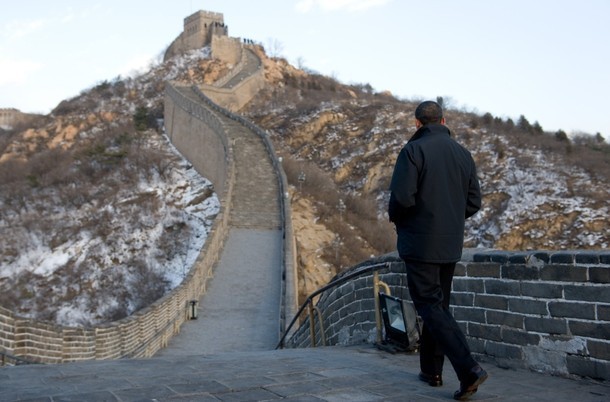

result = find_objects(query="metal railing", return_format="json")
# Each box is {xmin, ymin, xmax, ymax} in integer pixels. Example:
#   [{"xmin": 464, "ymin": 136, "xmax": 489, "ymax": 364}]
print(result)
[{"xmin": 275, "ymin": 261, "xmax": 392, "ymax": 349}]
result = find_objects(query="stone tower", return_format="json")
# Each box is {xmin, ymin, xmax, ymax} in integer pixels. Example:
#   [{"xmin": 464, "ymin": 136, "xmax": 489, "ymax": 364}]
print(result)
[{"xmin": 164, "ymin": 10, "xmax": 228, "ymax": 61}]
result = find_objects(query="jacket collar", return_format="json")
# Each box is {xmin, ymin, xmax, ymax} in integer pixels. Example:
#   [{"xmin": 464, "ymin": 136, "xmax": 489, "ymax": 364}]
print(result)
[{"xmin": 408, "ymin": 123, "xmax": 451, "ymax": 142}]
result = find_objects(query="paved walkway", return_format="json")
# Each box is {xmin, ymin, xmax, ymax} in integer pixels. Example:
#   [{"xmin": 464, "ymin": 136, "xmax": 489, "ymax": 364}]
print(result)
[
  {"xmin": 155, "ymin": 229, "xmax": 282, "ymax": 357},
  {"xmin": 2, "ymin": 345, "xmax": 608, "ymax": 401}
]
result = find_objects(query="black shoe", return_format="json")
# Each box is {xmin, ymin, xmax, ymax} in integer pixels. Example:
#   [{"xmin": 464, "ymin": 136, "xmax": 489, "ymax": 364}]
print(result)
[
  {"xmin": 418, "ymin": 371, "xmax": 443, "ymax": 387},
  {"xmin": 453, "ymin": 366, "xmax": 488, "ymax": 400}
]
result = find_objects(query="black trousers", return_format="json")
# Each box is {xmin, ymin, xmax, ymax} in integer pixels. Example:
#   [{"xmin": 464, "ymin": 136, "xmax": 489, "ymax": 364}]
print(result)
[{"xmin": 402, "ymin": 259, "xmax": 477, "ymax": 383}]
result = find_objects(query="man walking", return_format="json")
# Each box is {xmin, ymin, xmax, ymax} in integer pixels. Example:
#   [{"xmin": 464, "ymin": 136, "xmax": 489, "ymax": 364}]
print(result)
[{"xmin": 388, "ymin": 101, "xmax": 488, "ymax": 400}]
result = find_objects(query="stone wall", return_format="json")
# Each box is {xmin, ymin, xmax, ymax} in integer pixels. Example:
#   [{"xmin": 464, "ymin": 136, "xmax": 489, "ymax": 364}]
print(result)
[
  {"xmin": 199, "ymin": 48, "xmax": 265, "ymax": 112},
  {"xmin": 164, "ymin": 10, "xmax": 227, "ymax": 62},
  {"xmin": 0, "ymin": 82, "xmax": 236, "ymax": 364},
  {"xmin": 286, "ymin": 250, "xmax": 610, "ymax": 381},
  {"xmin": 164, "ymin": 82, "xmax": 232, "ymax": 200},
  {"xmin": 211, "ymin": 36, "xmax": 242, "ymax": 65}
]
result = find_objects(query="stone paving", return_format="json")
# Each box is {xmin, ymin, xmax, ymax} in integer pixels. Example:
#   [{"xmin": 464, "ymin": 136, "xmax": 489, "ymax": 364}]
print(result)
[{"xmin": 2, "ymin": 345, "xmax": 609, "ymax": 401}]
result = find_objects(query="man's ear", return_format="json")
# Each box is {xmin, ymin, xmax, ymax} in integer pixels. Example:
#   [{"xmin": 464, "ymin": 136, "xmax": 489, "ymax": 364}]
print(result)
[
  {"xmin": 441, "ymin": 117, "xmax": 446, "ymax": 125},
  {"xmin": 415, "ymin": 119, "xmax": 423, "ymax": 129}
]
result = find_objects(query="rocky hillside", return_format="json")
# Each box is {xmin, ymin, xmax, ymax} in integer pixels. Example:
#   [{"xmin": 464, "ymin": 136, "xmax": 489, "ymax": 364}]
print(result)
[
  {"xmin": 1, "ymin": 45, "xmax": 608, "ymax": 323},
  {"xmin": 243, "ymin": 48, "xmax": 609, "ymax": 297}
]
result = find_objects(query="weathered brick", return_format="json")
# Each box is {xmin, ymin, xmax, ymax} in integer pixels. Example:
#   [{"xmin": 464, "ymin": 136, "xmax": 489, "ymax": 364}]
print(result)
[
  {"xmin": 454, "ymin": 263, "xmax": 466, "ymax": 277},
  {"xmin": 508, "ymin": 298, "xmax": 548, "ymax": 315},
  {"xmin": 473, "ymin": 251, "xmax": 513, "ymax": 264},
  {"xmin": 569, "ymin": 320, "xmax": 610, "ymax": 340},
  {"xmin": 520, "ymin": 282, "xmax": 563, "ymax": 299},
  {"xmin": 466, "ymin": 263, "xmax": 501, "ymax": 278},
  {"xmin": 508, "ymin": 253, "xmax": 528, "ymax": 264},
  {"xmin": 548, "ymin": 301, "xmax": 595, "ymax": 320},
  {"xmin": 467, "ymin": 322, "xmax": 502, "ymax": 341},
  {"xmin": 550, "ymin": 252, "xmax": 575, "ymax": 264},
  {"xmin": 484, "ymin": 340, "xmax": 524, "ymax": 360},
  {"xmin": 466, "ymin": 336, "xmax": 485, "ymax": 354},
  {"xmin": 598, "ymin": 304, "xmax": 610, "ymax": 321},
  {"xmin": 484, "ymin": 279, "xmax": 520, "ymax": 296},
  {"xmin": 451, "ymin": 292, "xmax": 474, "ymax": 307},
  {"xmin": 453, "ymin": 306, "xmax": 486, "ymax": 323},
  {"xmin": 600, "ymin": 252, "xmax": 610, "ymax": 265},
  {"xmin": 565, "ymin": 284, "xmax": 610, "ymax": 303},
  {"xmin": 475, "ymin": 294, "xmax": 508, "ymax": 311},
  {"xmin": 501, "ymin": 328, "xmax": 541, "ymax": 346},
  {"xmin": 566, "ymin": 355, "xmax": 610, "ymax": 380},
  {"xmin": 524, "ymin": 316, "xmax": 567, "ymax": 335},
  {"xmin": 453, "ymin": 278, "xmax": 484, "ymax": 293},
  {"xmin": 590, "ymin": 266, "xmax": 610, "ymax": 284},
  {"xmin": 575, "ymin": 252, "xmax": 600, "ymax": 264},
  {"xmin": 486, "ymin": 310, "xmax": 524, "ymax": 329},
  {"xmin": 501, "ymin": 264, "xmax": 540, "ymax": 280},
  {"xmin": 540, "ymin": 265, "xmax": 588, "ymax": 282},
  {"xmin": 587, "ymin": 339, "xmax": 610, "ymax": 360}
]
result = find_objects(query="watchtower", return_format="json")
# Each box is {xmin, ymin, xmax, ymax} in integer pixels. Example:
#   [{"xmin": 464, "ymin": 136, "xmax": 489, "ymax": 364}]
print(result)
[{"xmin": 164, "ymin": 10, "xmax": 229, "ymax": 61}]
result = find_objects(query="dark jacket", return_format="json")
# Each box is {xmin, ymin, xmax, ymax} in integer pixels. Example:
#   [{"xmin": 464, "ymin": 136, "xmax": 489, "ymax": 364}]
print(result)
[{"xmin": 388, "ymin": 123, "xmax": 481, "ymax": 263}]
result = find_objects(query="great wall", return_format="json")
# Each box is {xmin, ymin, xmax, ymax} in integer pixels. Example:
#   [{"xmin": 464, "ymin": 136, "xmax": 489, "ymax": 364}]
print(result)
[{"xmin": 0, "ymin": 10, "xmax": 608, "ymax": 382}]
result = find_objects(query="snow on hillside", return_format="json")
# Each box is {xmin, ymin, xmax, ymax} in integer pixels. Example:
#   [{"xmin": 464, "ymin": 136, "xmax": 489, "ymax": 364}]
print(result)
[{"xmin": 0, "ymin": 48, "xmax": 221, "ymax": 327}]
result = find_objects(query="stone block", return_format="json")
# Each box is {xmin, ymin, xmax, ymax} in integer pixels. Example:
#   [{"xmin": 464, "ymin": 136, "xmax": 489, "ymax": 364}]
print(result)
[
  {"xmin": 453, "ymin": 306, "xmax": 486, "ymax": 323},
  {"xmin": 540, "ymin": 265, "xmax": 588, "ymax": 282},
  {"xmin": 466, "ymin": 263, "xmax": 501, "ymax": 278},
  {"xmin": 566, "ymin": 355, "xmax": 610, "ymax": 380},
  {"xmin": 508, "ymin": 298, "xmax": 548, "ymax": 315},
  {"xmin": 550, "ymin": 252, "xmax": 575, "ymax": 264},
  {"xmin": 452, "ymin": 278, "xmax": 484, "ymax": 293},
  {"xmin": 474, "ymin": 294, "xmax": 508, "ymax": 310},
  {"xmin": 598, "ymin": 304, "xmax": 610, "ymax": 321},
  {"xmin": 524, "ymin": 316, "xmax": 567, "ymax": 335},
  {"xmin": 451, "ymin": 292, "xmax": 474, "ymax": 307},
  {"xmin": 486, "ymin": 310, "xmax": 524, "ymax": 329},
  {"xmin": 587, "ymin": 339, "xmax": 610, "ymax": 360},
  {"xmin": 548, "ymin": 301, "xmax": 596, "ymax": 320},
  {"xmin": 575, "ymin": 252, "xmax": 600, "ymax": 264},
  {"xmin": 484, "ymin": 279, "xmax": 520, "ymax": 296},
  {"xmin": 508, "ymin": 253, "xmax": 529, "ymax": 264},
  {"xmin": 565, "ymin": 284, "xmax": 610, "ymax": 303},
  {"xmin": 501, "ymin": 264, "xmax": 540, "ymax": 280},
  {"xmin": 590, "ymin": 266, "xmax": 610, "ymax": 284},
  {"xmin": 600, "ymin": 252, "xmax": 610, "ymax": 265},
  {"xmin": 501, "ymin": 328, "xmax": 540, "ymax": 346},
  {"xmin": 467, "ymin": 322, "xmax": 502, "ymax": 341},
  {"xmin": 569, "ymin": 320, "xmax": 610, "ymax": 340},
  {"xmin": 484, "ymin": 340, "xmax": 524, "ymax": 360},
  {"xmin": 521, "ymin": 282, "xmax": 563, "ymax": 299}
]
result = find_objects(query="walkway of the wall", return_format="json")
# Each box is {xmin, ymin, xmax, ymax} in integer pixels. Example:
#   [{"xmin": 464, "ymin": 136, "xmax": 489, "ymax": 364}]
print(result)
[{"xmin": 285, "ymin": 250, "xmax": 610, "ymax": 381}]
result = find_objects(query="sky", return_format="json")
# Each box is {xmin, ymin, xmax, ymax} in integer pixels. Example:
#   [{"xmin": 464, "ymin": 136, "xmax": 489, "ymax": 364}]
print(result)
[{"xmin": 1, "ymin": 0, "xmax": 609, "ymax": 139}]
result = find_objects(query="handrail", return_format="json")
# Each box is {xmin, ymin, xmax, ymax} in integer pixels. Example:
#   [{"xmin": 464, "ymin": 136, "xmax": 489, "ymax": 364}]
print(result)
[{"xmin": 275, "ymin": 261, "xmax": 390, "ymax": 349}]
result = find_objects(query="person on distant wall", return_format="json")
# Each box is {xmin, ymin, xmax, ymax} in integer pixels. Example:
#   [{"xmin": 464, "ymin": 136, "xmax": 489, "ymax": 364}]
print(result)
[{"xmin": 388, "ymin": 100, "xmax": 488, "ymax": 401}]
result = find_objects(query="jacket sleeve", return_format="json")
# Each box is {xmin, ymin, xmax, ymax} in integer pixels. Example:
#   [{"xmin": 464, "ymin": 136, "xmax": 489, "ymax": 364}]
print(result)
[
  {"xmin": 465, "ymin": 159, "xmax": 482, "ymax": 219},
  {"xmin": 388, "ymin": 146, "xmax": 419, "ymax": 222}
]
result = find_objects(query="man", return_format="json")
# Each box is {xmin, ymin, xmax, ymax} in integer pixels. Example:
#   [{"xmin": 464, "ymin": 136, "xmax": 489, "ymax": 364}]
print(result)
[{"xmin": 388, "ymin": 101, "xmax": 488, "ymax": 400}]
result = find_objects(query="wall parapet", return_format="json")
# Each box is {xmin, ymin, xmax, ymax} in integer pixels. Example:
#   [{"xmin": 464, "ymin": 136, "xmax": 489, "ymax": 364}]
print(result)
[{"xmin": 285, "ymin": 250, "xmax": 610, "ymax": 381}]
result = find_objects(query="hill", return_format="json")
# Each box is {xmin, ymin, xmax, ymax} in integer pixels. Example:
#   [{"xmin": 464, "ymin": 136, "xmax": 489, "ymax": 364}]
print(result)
[{"xmin": 0, "ymin": 45, "xmax": 608, "ymax": 325}]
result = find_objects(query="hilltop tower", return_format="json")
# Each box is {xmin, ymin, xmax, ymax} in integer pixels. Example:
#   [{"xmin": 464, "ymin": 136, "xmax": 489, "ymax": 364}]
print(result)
[{"xmin": 164, "ymin": 10, "xmax": 228, "ymax": 61}]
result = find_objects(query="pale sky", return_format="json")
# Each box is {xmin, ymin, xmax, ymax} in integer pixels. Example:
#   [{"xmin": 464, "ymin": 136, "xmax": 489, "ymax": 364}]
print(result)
[{"xmin": 1, "ymin": 0, "xmax": 609, "ymax": 139}]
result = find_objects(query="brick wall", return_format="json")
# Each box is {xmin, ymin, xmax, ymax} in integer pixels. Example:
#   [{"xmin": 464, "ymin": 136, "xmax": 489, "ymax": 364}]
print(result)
[{"xmin": 286, "ymin": 250, "xmax": 610, "ymax": 381}]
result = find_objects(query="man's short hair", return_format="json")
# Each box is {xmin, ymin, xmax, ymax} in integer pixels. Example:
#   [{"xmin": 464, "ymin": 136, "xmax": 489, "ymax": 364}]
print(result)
[{"xmin": 415, "ymin": 101, "xmax": 443, "ymax": 125}]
